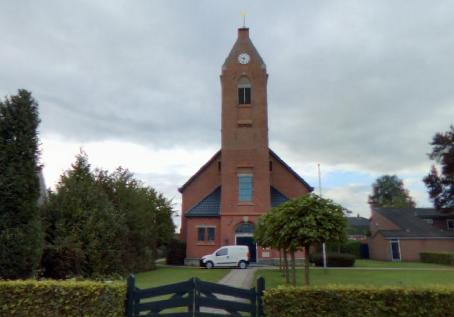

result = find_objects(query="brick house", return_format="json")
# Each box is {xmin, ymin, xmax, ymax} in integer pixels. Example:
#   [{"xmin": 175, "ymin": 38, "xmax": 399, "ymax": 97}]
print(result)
[
  {"xmin": 179, "ymin": 28, "xmax": 313, "ymax": 266},
  {"xmin": 369, "ymin": 207, "xmax": 454, "ymax": 261},
  {"xmin": 346, "ymin": 215, "xmax": 369, "ymax": 241}
]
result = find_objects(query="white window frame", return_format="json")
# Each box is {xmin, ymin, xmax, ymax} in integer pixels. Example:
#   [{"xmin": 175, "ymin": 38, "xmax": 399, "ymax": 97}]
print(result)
[{"xmin": 389, "ymin": 239, "xmax": 401, "ymax": 262}]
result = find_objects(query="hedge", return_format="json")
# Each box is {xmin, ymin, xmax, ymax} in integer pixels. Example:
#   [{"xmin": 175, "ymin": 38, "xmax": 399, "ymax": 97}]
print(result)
[
  {"xmin": 0, "ymin": 279, "xmax": 126, "ymax": 316},
  {"xmin": 420, "ymin": 252, "xmax": 454, "ymax": 265},
  {"xmin": 310, "ymin": 253, "xmax": 355, "ymax": 267},
  {"xmin": 264, "ymin": 286, "xmax": 454, "ymax": 317}
]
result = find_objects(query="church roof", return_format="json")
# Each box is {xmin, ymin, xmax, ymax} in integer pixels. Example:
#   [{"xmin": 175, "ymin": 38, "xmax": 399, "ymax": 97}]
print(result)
[
  {"xmin": 269, "ymin": 149, "xmax": 314, "ymax": 192},
  {"xmin": 179, "ymin": 148, "xmax": 313, "ymax": 193},
  {"xmin": 178, "ymin": 150, "xmax": 221, "ymax": 193},
  {"xmin": 185, "ymin": 186, "xmax": 290, "ymax": 217},
  {"xmin": 185, "ymin": 187, "xmax": 221, "ymax": 218},
  {"xmin": 271, "ymin": 186, "xmax": 288, "ymax": 208}
]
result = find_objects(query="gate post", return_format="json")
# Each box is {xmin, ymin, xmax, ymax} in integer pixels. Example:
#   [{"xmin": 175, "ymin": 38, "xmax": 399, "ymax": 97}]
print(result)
[
  {"xmin": 125, "ymin": 274, "xmax": 135, "ymax": 317},
  {"xmin": 188, "ymin": 278, "xmax": 195, "ymax": 313},
  {"xmin": 256, "ymin": 277, "xmax": 265, "ymax": 317},
  {"xmin": 194, "ymin": 278, "xmax": 200, "ymax": 312}
]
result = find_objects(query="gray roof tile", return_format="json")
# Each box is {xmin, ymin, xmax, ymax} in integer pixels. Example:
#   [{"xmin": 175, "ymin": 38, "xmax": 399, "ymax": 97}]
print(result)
[
  {"xmin": 271, "ymin": 187, "xmax": 288, "ymax": 208},
  {"xmin": 375, "ymin": 208, "xmax": 454, "ymax": 238},
  {"xmin": 186, "ymin": 187, "xmax": 221, "ymax": 217}
]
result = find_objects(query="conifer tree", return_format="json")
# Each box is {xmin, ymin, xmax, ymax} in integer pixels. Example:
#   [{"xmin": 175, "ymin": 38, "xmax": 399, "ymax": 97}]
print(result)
[
  {"xmin": 0, "ymin": 90, "xmax": 43, "ymax": 279},
  {"xmin": 41, "ymin": 152, "xmax": 127, "ymax": 278},
  {"xmin": 423, "ymin": 126, "xmax": 454, "ymax": 210}
]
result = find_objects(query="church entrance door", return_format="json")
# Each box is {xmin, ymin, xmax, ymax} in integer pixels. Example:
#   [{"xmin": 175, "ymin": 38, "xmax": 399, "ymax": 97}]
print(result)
[{"xmin": 236, "ymin": 235, "xmax": 257, "ymax": 263}]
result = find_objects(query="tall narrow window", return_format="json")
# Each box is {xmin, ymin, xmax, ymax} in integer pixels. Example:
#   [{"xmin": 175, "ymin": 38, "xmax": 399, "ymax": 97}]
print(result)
[
  {"xmin": 238, "ymin": 174, "xmax": 253, "ymax": 201},
  {"xmin": 238, "ymin": 77, "xmax": 251, "ymax": 104},
  {"xmin": 207, "ymin": 227, "xmax": 215, "ymax": 241},
  {"xmin": 197, "ymin": 227, "xmax": 205, "ymax": 241}
]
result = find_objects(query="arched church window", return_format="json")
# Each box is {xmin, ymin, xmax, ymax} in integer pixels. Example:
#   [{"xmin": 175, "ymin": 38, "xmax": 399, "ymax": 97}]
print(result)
[
  {"xmin": 235, "ymin": 222, "xmax": 254, "ymax": 234},
  {"xmin": 238, "ymin": 77, "xmax": 251, "ymax": 105}
]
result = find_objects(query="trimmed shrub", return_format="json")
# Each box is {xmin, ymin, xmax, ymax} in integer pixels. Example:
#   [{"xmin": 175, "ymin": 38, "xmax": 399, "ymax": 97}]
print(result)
[
  {"xmin": 0, "ymin": 279, "xmax": 126, "ymax": 316},
  {"xmin": 420, "ymin": 252, "xmax": 454, "ymax": 265},
  {"xmin": 323, "ymin": 240, "xmax": 368, "ymax": 259},
  {"xmin": 310, "ymin": 252, "xmax": 355, "ymax": 267},
  {"xmin": 166, "ymin": 239, "xmax": 186, "ymax": 265},
  {"xmin": 264, "ymin": 286, "xmax": 454, "ymax": 317}
]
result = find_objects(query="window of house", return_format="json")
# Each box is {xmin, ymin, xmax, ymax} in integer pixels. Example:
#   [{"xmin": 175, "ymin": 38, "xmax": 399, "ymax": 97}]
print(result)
[
  {"xmin": 207, "ymin": 227, "xmax": 215, "ymax": 241},
  {"xmin": 238, "ymin": 174, "xmax": 253, "ymax": 201},
  {"xmin": 238, "ymin": 77, "xmax": 251, "ymax": 104},
  {"xmin": 197, "ymin": 226, "xmax": 216, "ymax": 243},
  {"xmin": 447, "ymin": 220, "xmax": 454, "ymax": 231},
  {"xmin": 197, "ymin": 227, "xmax": 205, "ymax": 241},
  {"xmin": 390, "ymin": 239, "xmax": 401, "ymax": 261}
]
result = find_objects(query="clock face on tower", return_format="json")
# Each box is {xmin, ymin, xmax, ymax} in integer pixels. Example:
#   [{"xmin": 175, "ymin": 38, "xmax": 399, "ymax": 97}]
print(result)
[{"xmin": 238, "ymin": 53, "xmax": 250, "ymax": 64}]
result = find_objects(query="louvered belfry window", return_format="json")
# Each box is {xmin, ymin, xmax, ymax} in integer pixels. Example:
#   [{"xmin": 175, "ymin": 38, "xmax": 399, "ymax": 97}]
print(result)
[{"xmin": 238, "ymin": 77, "xmax": 251, "ymax": 104}]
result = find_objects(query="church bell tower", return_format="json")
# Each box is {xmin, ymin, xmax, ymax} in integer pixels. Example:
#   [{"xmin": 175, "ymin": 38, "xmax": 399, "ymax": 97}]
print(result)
[
  {"xmin": 179, "ymin": 26, "xmax": 312, "ymax": 265},
  {"xmin": 219, "ymin": 27, "xmax": 271, "ymax": 236}
]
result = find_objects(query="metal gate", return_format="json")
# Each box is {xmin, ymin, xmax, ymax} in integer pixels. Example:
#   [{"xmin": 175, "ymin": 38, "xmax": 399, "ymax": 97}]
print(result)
[{"xmin": 125, "ymin": 274, "xmax": 265, "ymax": 317}]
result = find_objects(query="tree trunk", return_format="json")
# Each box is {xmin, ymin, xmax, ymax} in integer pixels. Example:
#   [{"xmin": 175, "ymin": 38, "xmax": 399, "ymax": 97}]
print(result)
[
  {"xmin": 304, "ymin": 246, "xmax": 310, "ymax": 285},
  {"xmin": 283, "ymin": 249, "xmax": 289, "ymax": 284},
  {"xmin": 279, "ymin": 249, "xmax": 283, "ymax": 272},
  {"xmin": 290, "ymin": 251, "xmax": 296, "ymax": 286}
]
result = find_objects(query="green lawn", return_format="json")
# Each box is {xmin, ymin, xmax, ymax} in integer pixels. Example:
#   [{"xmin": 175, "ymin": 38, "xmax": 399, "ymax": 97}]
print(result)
[
  {"xmin": 355, "ymin": 259, "xmax": 454, "ymax": 269},
  {"xmin": 135, "ymin": 265, "xmax": 230, "ymax": 289},
  {"xmin": 256, "ymin": 268, "xmax": 454, "ymax": 288}
]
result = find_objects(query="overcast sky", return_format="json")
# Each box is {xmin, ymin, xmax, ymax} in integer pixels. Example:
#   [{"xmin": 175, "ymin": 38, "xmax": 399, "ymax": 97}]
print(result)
[{"xmin": 1, "ymin": 1, "xmax": 453, "ymax": 228}]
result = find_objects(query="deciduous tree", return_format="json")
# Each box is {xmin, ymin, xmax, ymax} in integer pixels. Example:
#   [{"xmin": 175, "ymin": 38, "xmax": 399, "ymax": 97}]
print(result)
[
  {"xmin": 368, "ymin": 175, "xmax": 415, "ymax": 208},
  {"xmin": 255, "ymin": 194, "xmax": 346, "ymax": 285}
]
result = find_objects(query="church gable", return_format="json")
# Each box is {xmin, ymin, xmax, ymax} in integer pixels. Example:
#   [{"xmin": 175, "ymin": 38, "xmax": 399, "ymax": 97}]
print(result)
[
  {"xmin": 269, "ymin": 149, "xmax": 313, "ymax": 199},
  {"xmin": 179, "ymin": 151, "xmax": 221, "ymax": 217},
  {"xmin": 186, "ymin": 187, "xmax": 221, "ymax": 217}
]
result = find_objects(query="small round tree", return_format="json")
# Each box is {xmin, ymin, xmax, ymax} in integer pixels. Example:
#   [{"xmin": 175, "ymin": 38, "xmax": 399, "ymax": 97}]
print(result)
[{"xmin": 256, "ymin": 194, "xmax": 346, "ymax": 285}]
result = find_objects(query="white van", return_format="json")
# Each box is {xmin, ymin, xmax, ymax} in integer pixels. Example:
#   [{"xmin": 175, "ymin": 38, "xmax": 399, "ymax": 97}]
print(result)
[{"xmin": 200, "ymin": 245, "xmax": 250, "ymax": 269}]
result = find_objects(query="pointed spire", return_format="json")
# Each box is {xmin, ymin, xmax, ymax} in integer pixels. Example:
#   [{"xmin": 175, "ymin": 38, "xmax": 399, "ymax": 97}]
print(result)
[{"xmin": 222, "ymin": 27, "xmax": 266, "ymax": 69}]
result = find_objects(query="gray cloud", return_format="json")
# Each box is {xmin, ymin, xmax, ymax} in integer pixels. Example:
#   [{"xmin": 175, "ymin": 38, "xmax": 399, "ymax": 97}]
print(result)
[{"xmin": 1, "ymin": 0, "xmax": 453, "ymax": 176}]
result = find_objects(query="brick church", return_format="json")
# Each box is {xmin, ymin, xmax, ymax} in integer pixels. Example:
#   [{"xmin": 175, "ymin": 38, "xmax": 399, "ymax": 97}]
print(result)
[{"xmin": 179, "ymin": 27, "xmax": 313, "ymax": 265}]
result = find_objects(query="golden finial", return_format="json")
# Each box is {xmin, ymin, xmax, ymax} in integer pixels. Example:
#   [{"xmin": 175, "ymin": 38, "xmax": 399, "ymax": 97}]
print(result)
[{"xmin": 240, "ymin": 11, "xmax": 247, "ymax": 28}]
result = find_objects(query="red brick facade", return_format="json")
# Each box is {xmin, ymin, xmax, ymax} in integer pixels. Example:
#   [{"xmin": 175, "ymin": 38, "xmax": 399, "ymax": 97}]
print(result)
[
  {"xmin": 369, "ymin": 207, "xmax": 454, "ymax": 261},
  {"xmin": 179, "ymin": 28, "xmax": 312, "ymax": 265}
]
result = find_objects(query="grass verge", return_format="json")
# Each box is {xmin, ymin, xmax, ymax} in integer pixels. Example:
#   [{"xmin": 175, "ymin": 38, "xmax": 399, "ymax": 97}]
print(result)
[
  {"xmin": 355, "ymin": 259, "xmax": 454, "ymax": 269},
  {"xmin": 256, "ymin": 267, "xmax": 454, "ymax": 288}
]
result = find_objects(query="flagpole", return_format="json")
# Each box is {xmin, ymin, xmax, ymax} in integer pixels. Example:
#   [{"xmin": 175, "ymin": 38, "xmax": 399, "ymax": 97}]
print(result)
[{"xmin": 318, "ymin": 163, "xmax": 327, "ymax": 269}]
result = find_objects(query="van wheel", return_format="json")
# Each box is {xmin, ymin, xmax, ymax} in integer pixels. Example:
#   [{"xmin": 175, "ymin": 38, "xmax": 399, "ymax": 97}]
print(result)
[
  {"xmin": 206, "ymin": 261, "xmax": 214, "ymax": 269},
  {"xmin": 238, "ymin": 261, "xmax": 247, "ymax": 269}
]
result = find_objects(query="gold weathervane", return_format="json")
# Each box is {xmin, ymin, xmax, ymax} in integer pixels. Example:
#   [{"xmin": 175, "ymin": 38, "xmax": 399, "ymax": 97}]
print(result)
[{"xmin": 240, "ymin": 11, "xmax": 247, "ymax": 28}]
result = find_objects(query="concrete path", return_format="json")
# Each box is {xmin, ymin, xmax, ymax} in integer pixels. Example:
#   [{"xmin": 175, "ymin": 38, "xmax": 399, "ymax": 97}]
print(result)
[
  {"xmin": 200, "ymin": 267, "xmax": 257, "ymax": 314},
  {"xmin": 218, "ymin": 267, "xmax": 258, "ymax": 289}
]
